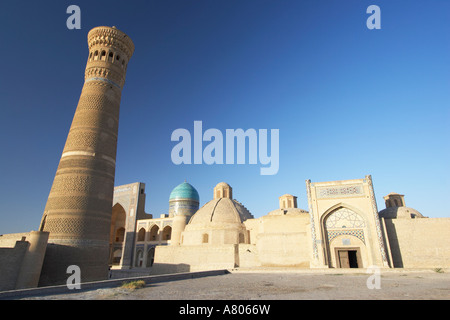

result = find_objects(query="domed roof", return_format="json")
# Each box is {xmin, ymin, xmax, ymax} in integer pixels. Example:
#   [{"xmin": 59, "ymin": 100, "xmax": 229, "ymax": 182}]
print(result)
[
  {"xmin": 169, "ymin": 182, "xmax": 199, "ymax": 202},
  {"xmin": 188, "ymin": 198, "xmax": 253, "ymax": 226},
  {"xmin": 379, "ymin": 206, "xmax": 425, "ymax": 219},
  {"xmin": 267, "ymin": 208, "xmax": 309, "ymax": 216}
]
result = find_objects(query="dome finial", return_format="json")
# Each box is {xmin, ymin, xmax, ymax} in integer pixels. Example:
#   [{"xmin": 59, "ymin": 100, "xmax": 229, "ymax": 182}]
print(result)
[{"xmin": 214, "ymin": 182, "xmax": 232, "ymax": 199}]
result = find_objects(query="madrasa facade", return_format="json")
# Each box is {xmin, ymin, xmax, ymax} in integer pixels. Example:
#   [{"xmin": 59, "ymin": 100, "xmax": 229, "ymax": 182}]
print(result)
[{"xmin": 109, "ymin": 176, "xmax": 450, "ymax": 276}]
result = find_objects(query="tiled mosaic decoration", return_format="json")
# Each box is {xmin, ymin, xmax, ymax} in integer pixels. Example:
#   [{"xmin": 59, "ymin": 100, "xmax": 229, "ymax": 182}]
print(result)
[
  {"xmin": 316, "ymin": 184, "xmax": 364, "ymax": 199},
  {"xmin": 325, "ymin": 207, "xmax": 366, "ymax": 228},
  {"xmin": 327, "ymin": 229, "xmax": 365, "ymax": 244}
]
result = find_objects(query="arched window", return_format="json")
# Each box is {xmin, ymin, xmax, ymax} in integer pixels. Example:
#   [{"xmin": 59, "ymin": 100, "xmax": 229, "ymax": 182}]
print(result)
[
  {"xmin": 149, "ymin": 225, "xmax": 159, "ymax": 241},
  {"xmin": 162, "ymin": 226, "xmax": 172, "ymax": 240},
  {"xmin": 100, "ymin": 50, "xmax": 106, "ymax": 61},
  {"xmin": 108, "ymin": 51, "xmax": 114, "ymax": 62},
  {"xmin": 94, "ymin": 50, "xmax": 99, "ymax": 60},
  {"xmin": 202, "ymin": 233, "xmax": 209, "ymax": 244},
  {"xmin": 137, "ymin": 228, "xmax": 146, "ymax": 241}
]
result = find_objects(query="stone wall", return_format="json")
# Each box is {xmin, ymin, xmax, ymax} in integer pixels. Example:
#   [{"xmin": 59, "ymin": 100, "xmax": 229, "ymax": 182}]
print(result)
[
  {"xmin": 152, "ymin": 244, "xmax": 238, "ymax": 274},
  {"xmin": 244, "ymin": 214, "xmax": 311, "ymax": 267},
  {"xmin": 238, "ymin": 244, "xmax": 260, "ymax": 268},
  {"xmin": 384, "ymin": 217, "xmax": 450, "ymax": 268},
  {"xmin": 0, "ymin": 231, "xmax": 49, "ymax": 291}
]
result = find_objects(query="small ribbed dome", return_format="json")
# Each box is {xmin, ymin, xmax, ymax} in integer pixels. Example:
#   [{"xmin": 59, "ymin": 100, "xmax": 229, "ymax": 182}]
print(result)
[
  {"xmin": 215, "ymin": 182, "xmax": 231, "ymax": 188},
  {"xmin": 213, "ymin": 182, "xmax": 233, "ymax": 199},
  {"xmin": 169, "ymin": 182, "xmax": 199, "ymax": 202}
]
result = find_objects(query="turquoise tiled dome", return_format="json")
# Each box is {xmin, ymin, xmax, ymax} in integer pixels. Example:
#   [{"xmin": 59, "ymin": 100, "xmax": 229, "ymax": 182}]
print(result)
[{"xmin": 169, "ymin": 182, "xmax": 199, "ymax": 202}]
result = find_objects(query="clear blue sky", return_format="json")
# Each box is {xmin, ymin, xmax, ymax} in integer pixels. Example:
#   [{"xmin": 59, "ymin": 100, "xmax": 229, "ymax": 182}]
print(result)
[{"xmin": 0, "ymin": 0, "xmax": 449, "ymax": 234}]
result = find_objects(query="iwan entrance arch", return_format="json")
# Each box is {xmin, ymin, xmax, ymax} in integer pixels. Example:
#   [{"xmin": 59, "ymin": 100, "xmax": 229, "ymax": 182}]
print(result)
[
  {"xmin": 306, "ymin": 176, "xmax": 391, "ymax": 269},
  {"xmin": 322, "ymin": 205, "xmax": 369, "ymax": 268}
]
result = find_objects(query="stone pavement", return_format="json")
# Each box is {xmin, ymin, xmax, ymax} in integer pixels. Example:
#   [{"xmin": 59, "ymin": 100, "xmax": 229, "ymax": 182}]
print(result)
[{"xmin": 21, "ymin": 268, "xmax": 450, "ymax": 300}]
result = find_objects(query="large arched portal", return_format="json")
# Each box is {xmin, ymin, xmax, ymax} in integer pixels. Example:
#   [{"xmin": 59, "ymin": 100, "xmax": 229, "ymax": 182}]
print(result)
[{"xmin": 322, "ymin": 206, "xmax": 368, "ymax": 268}]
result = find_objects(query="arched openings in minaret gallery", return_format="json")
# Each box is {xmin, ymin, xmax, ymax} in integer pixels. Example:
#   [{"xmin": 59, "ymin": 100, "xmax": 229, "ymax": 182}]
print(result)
[{"xmin": 88, "ymin": 49, "xmax": 128, "ymax": 70}]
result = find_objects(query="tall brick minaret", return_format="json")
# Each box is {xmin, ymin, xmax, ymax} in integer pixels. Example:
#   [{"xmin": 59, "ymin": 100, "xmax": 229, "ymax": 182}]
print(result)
[{"xmin": 38, "ymin": 26, "xmax": 134, "ymax": 286}]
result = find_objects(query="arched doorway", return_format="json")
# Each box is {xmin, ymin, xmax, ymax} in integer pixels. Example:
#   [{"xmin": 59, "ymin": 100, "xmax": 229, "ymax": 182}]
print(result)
[
  {"xmin": 112, "ymin": 249, "xmax": 122, "ymax": 266},
  {"xmin": 322, "ymin": 206, "xmax": 367, "ymax": 268},
  {"xmin": 146, "ymin": 247, "xmax": 155, "ymax": 267},
  {"xmin": 135, "ymin": 249, "xmax": 144, "ymax": 267}
]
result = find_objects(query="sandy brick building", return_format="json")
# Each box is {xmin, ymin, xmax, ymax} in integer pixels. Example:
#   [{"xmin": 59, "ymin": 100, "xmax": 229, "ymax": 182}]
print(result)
[{"xmin": 109, "ymin": 177, "xmax": 450, "ymax": 275}]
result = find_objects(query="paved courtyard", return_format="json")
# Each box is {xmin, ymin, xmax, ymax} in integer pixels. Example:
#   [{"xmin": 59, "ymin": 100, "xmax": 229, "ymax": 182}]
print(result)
[{"xmin": 23, "ymin": 269, "xmax": 450, "ymax": 300}]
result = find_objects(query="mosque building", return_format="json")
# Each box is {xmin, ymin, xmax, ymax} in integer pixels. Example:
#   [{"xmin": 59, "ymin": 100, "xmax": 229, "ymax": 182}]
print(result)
[
  {"xmin": 108, "ymin": 176, "xmax": 450, "ymax": 277},
  {"xmin": 3, "ymin": 175, "xmax": 449, "ymax": 291}
]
